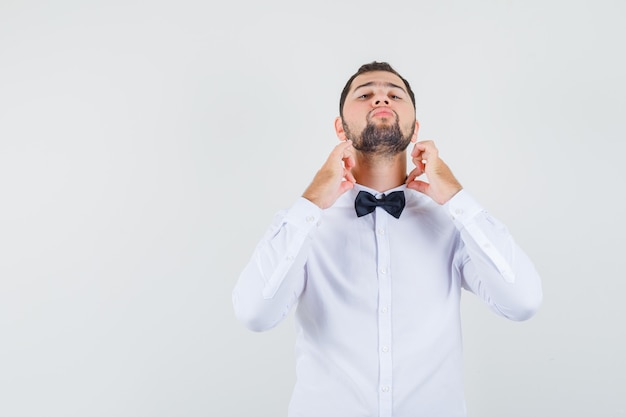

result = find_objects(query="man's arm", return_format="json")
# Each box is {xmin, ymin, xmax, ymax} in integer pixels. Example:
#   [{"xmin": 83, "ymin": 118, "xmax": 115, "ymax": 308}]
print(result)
[
  {"xmin": 232, "ymin": 199, "xmax": 320, "ymax": 332},
  {"xmin": 233, "ymin": 141, "xmax": 356, "ymax": 331},
  {"xmin": 447, "ymin": 191, "xmax": 543, "ymax": 320},
  {"xmin": 407, "ymin": 140, "xmax": 542, "ymax": 320}
]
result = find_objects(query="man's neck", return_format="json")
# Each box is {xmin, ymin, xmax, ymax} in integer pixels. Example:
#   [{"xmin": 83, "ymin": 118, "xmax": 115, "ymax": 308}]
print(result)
[{"xmin": 351, "ymin": 151, "xmax": 408, "ymax": 193}]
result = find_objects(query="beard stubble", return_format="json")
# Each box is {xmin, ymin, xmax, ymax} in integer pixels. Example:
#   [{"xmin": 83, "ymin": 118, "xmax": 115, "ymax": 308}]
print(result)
[{"xmin": 344, "ymin": 114, "xmax": 415, "ymax": 158}]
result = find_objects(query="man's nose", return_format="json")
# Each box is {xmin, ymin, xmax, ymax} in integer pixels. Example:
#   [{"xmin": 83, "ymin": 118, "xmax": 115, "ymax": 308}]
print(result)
[{"xmin": 373, "ymin": 94, "xmax": 389, "ymax": 106}]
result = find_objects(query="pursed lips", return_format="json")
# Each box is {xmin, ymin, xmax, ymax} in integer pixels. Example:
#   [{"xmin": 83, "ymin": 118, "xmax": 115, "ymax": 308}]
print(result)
[{"xmin": 369, "ymin": 108, "xmax": 396, "ymax": 119}]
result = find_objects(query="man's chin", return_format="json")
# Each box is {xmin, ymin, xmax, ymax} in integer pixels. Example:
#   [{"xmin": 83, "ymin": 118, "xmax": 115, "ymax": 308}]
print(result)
[
  {"xmin": 369, "ymin": 123, "xmax": 398, "ymax": 136},
  {"xmin": 369, "ymin": 117, "xmax": 395, "ymax": 126}
]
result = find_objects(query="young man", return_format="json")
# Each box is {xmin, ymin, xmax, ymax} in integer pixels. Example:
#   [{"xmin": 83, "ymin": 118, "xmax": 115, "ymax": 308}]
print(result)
[{"xmin": 233, "ymin": 62, "xmax": 542, "ymax": 417}]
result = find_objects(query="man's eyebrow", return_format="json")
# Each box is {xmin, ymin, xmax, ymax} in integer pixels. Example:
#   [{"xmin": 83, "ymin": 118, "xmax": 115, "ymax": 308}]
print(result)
[{"xmin": 352, "ymin": 81, "xmax": 407, "ymax": 93}]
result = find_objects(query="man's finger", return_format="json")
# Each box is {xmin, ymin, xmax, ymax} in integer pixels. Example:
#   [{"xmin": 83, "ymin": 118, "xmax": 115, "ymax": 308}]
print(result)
[
  {"xmin": 343, "ymin": 153, "xmax": 355, "ymax": 170},
  {"xmin": 406, "ymin": 179, "xmax": 430, "ymax": 196},
  {"xmin": 411, "ymin": 143, "xmax": 423, "ymax": 158},
  {"xmin": 335, "ymin": 139, "xmax": 353, "ymax": 154},
  {"xmin": 343, "ymin": 170, "xmax": 356, "ymax": 185},
  {"xmin": 406, "ymin": 167, "xmax": 424, "ymax": 184}
]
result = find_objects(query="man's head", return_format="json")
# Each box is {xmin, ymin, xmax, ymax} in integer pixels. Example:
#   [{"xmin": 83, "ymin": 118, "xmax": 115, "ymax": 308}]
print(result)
[
  {"xmin": 339, "ymin": 62, "xmax": 416, "ymax": 117},
  {"xmin": 336, "ymin": 62, "xmax": 418, "ymax": 158}
]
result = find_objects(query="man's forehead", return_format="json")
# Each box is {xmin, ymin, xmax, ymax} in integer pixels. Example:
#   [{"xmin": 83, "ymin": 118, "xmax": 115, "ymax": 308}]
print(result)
[{"xmin": 350, "ymin": 71, "xmax": 406, "ymax": 93}]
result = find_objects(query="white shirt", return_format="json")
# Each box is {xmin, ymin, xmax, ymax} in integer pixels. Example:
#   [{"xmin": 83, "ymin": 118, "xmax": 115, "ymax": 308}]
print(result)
[{"xmin": 233, "ymin": 184, "xmax": 542, "ymax": 417}]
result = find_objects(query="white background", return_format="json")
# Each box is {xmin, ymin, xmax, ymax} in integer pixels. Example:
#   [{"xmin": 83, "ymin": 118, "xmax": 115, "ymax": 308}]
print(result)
[{"xmin": 1, "ymin": 0, "xmax": 625, "ymax": 416}]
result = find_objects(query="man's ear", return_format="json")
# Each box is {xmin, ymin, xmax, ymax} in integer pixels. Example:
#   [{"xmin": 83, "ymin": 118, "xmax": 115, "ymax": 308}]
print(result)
[
  {"xmin": 335, "ymin": 117, "xmax": 347, "ymax": 141},
  {"xmin": 411, "ymin": 120, "xmax": 420, "ymax": 143}
]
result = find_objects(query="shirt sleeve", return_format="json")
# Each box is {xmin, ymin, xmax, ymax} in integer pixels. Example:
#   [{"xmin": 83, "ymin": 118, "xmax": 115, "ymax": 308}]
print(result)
[
  {"xmin": 232, "ymin": 197, "xmax": 322, "ymax": 332},
  {"xmin": 445, "ymin": 190, "xmax": 543, "ymax": 321}
]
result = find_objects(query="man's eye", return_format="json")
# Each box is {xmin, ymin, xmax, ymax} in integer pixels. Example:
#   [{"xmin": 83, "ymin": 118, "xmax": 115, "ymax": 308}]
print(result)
[
  {"xmin": 391, "ymin": 95, "xmax": 402, "ymax": 100},
  {"xmin": 358, "ymin": 94, "xmax": 370, "ymax": 99}
]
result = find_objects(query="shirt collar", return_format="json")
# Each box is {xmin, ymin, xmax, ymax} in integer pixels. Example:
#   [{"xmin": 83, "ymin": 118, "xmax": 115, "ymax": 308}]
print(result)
[{"xmin": 353, "ymin": 183, "xmax": 406, "ymax": 197}]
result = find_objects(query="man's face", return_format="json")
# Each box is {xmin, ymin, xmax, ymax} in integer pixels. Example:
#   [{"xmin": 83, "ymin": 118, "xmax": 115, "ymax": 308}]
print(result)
[{"xmin": 340, "ymin": 71, "xmax": 417, "ymax": 156}]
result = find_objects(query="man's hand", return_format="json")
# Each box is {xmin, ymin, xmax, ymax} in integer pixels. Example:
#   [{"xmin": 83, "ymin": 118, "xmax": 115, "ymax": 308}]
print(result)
[
  {"xmin": 303, "ymin": 140, "xmax": 356, "ymax": 209},
  {"xmin": 406, "ymin": 140, "xmax": 462, "ymax": 205}
]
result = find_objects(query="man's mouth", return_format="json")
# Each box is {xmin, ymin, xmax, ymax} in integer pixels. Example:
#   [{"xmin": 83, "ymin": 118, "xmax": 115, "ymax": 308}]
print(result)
[{"xmin": 370, "ymin": 108, "xmax": 395, "ymax": 119}]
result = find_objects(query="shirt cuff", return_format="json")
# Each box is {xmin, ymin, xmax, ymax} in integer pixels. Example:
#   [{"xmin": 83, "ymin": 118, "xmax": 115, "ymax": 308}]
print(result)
[{"xmin": 443, "ymin": 189, "xmax": 484, "ymax": 230}]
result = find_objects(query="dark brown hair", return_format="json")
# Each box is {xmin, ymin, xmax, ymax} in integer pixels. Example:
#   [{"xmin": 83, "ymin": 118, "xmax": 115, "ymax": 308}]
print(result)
[{"xmin": 339, "ymin": 61, "xmax": 416, "ymax": 117}]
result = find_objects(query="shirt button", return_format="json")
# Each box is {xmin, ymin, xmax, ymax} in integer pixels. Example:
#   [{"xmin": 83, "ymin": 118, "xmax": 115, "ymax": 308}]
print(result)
[
  {"xmin": 377, "ymin": 228, "xmax": 385, "ymax": 235},
  {"xmin": 381, "ymin": 307, "xmax": 388, "ymax": 314},
  {"xmin": 382, "ymin": 346, "xmax": 389, "ymax": 353},
  {"xmin": 306, "ymin": 216, "xmax": 315, "ymax": 223},
  {"xmin": 381, "ymin": 386, "xmax": 390, "ymax": 393},
  {"xmin": 286, "ymin": 255, "xmax": 294, "ymax": 261},
  {"xmin": 380, "ymin": 268, "xmax": 387, "ymax": 275},
  {"xmin": 455, "ymin": 208, "xmax": 463, "ymax": 215}
]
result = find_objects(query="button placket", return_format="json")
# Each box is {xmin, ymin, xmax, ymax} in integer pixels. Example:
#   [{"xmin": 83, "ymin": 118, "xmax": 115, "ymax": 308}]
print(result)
[{"xmin": 374, "ymin": 212, "xmax": 393, "ymax": 417}]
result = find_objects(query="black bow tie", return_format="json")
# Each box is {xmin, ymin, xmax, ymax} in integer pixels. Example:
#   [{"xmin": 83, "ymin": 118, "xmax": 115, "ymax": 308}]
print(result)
[{"xmin": 355, "ymin": 190, "xmax": 406, "ymax": 219}]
